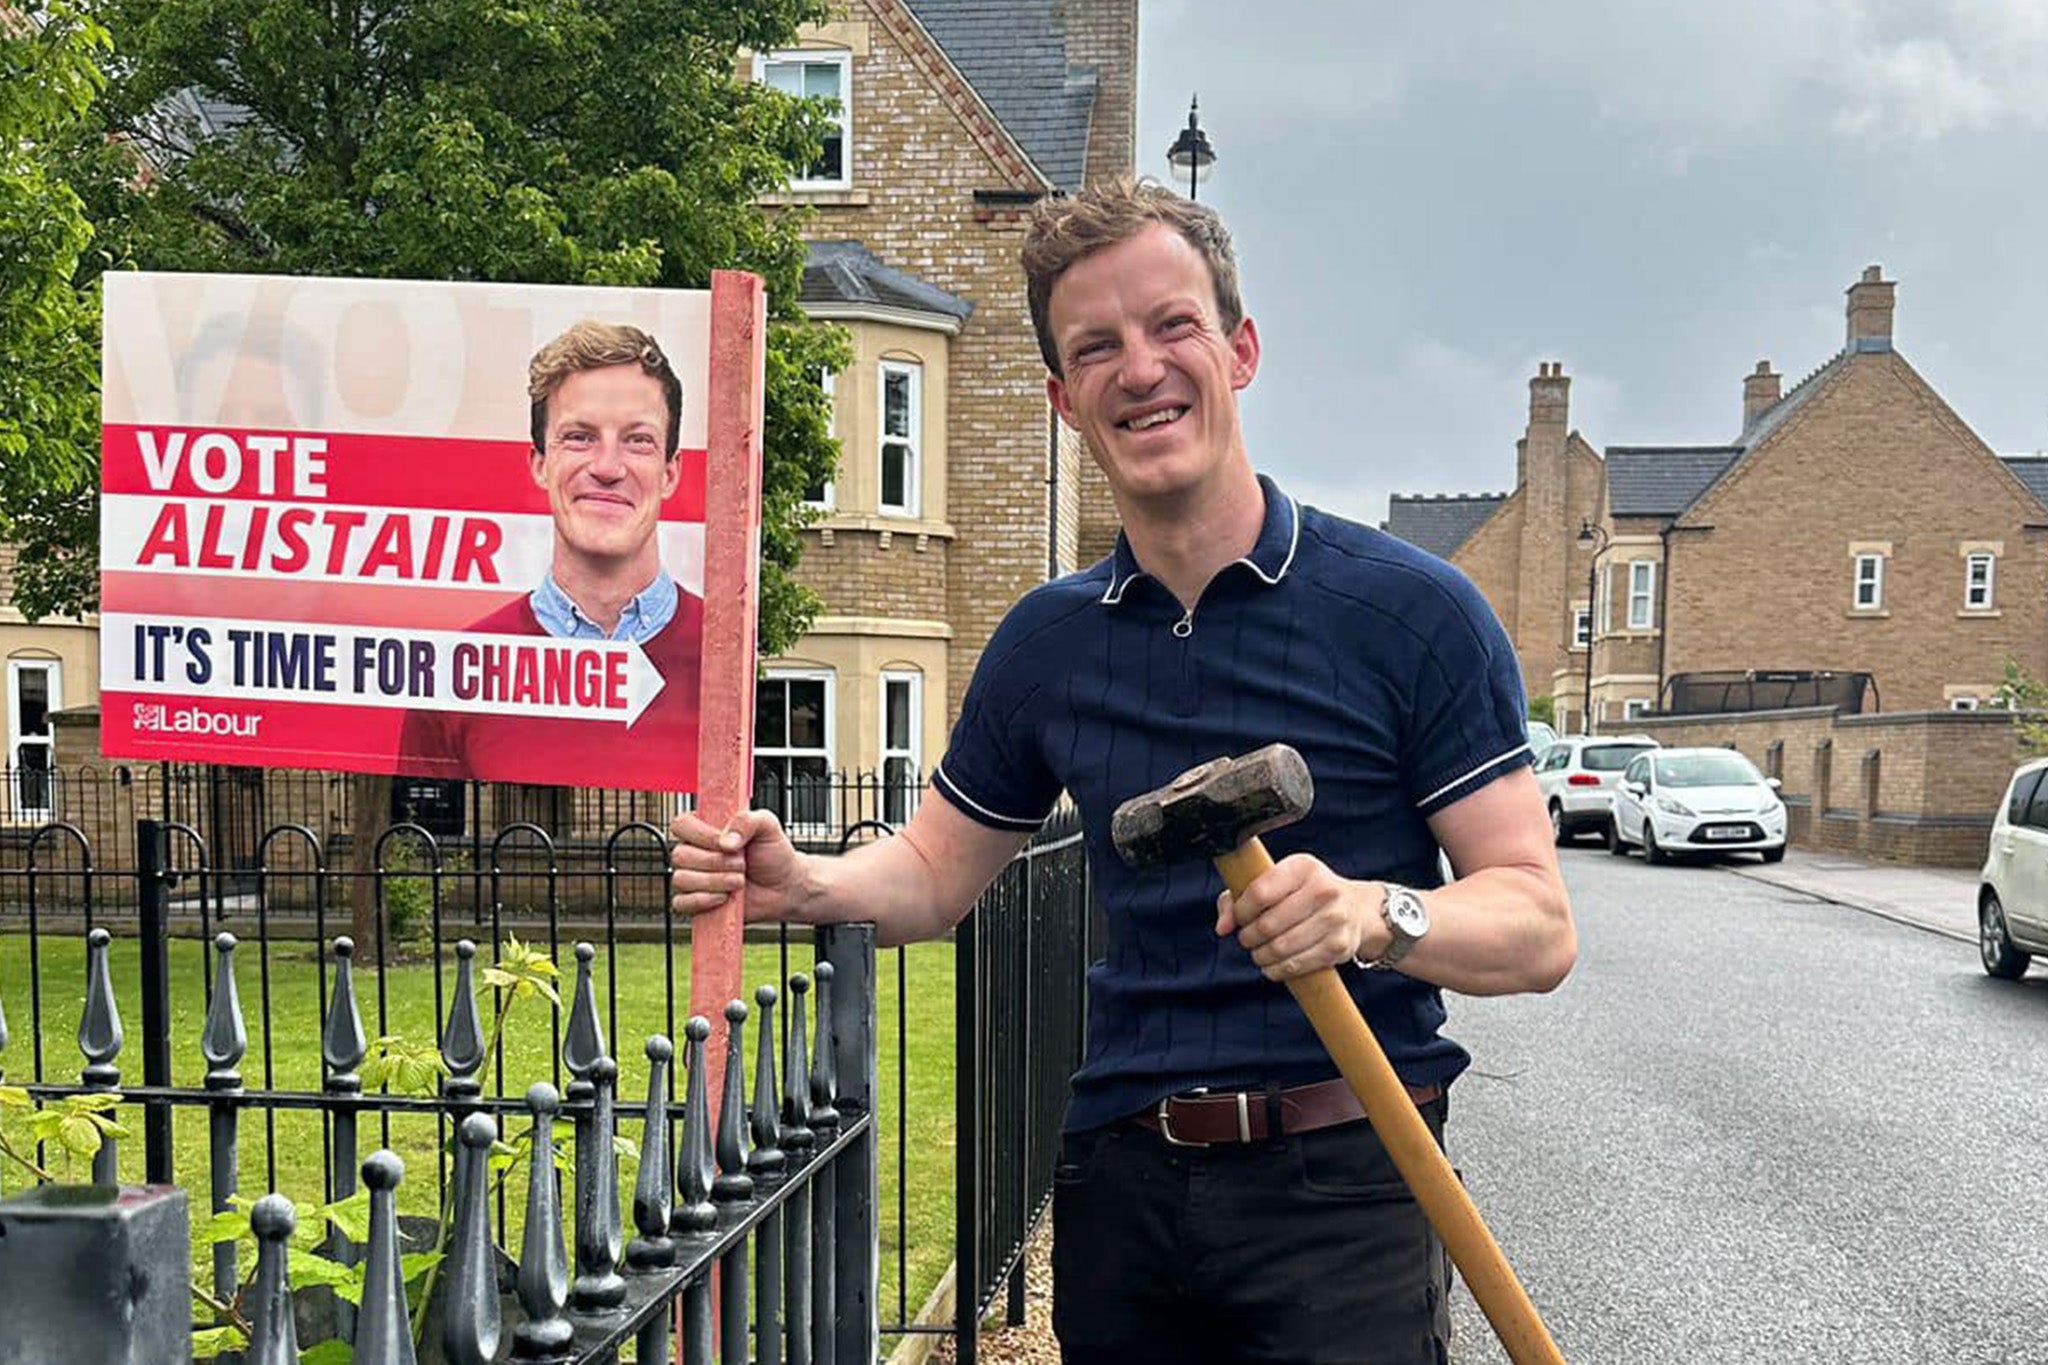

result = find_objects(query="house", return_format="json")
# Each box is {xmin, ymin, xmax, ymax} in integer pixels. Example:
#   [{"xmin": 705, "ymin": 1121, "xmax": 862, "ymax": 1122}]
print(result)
[
  {"xmin": 747, "ymin": 0, "xmax": 1137, "ymax": 821},
  {"xmin": 1, "ymin": 547, "xmax": 90, "ymax": 820},
  {"xmin": 1386, "ymin": 265, "xmax": 2048, "ymax": 734}
]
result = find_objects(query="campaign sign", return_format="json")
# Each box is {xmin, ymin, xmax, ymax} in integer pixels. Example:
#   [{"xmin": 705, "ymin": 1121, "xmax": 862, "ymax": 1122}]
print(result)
[{"xmin": 99, "ymin": 272, "xmax": 755, "ymax": 792}]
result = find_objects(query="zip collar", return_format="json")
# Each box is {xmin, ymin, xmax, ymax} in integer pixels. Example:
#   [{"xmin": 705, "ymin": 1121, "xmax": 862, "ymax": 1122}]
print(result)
[{"xmin": 1100, "ymin": 474, "xmax": 1301, "ymax": 606}]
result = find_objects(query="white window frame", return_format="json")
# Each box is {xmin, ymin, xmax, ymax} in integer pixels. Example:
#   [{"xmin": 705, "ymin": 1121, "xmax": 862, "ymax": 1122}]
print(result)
[
  {"xmin": 7, "ymin": 658, "xmax": 61, "ymax": 821},
  {"xmin": 1854, "ymin": 553, "xmax": 1884, "ymax": 611},
  {"xmin": 1965, "ymin": 552, "xmax": 1995, "ymax": 610},
  {"xmin": 1598, "ymin": 564, "xmax": 1613, "ymax": 633},
  {"xmin": 878, "ymin": 360, "xmax": 922, "ymax": 518},
  {"xmin": 1951, "ymin": 695, "xmax": 1981, "ymax": 712},
  {"xmin": 1572, "ymin": 607, "xmax": 1591, "ymax": 649},
  {"xmin": 757, "ymin": 49, "xmax": 852, "ymax": 190},
  {"xmin": 1627, "ymin": 560, "xmax": 1656, "ymax": 630},
  {"xmin": 1623, "ymin": 697, "xmax": 1649, "ymax": 720},
  {"xmin": 754, "ymin": 669, "xmax": 835, "ymax": 838},
  {"xmin": 879, "ymin": 670, "xmax": 923, "ymax": 827},
  {"xmin": 805, "ymin": 369, "xmax": 836, "ymax": 510}
]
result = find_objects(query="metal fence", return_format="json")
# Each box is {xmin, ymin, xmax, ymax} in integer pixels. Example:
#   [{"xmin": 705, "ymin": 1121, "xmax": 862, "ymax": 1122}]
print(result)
[{"xmin": 0, "ymin": 766, "xmax": 1095, "ymax": 1361}]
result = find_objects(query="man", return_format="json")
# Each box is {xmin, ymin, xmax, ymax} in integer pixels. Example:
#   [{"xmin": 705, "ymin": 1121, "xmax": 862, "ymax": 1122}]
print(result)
[
  {"xmin": 400, "ymin": 321, "xmax": 702, "ymax": 787},
  {"xmin": 670, "ymin": 179, "xmax": 1575, "ymax": 1363}
]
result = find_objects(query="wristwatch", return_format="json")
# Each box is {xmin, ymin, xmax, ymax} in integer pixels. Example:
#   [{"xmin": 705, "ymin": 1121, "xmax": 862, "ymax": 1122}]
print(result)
[{"xmin": 1358, "ymin": 883, "xmax": 1430, "ymax": 971}]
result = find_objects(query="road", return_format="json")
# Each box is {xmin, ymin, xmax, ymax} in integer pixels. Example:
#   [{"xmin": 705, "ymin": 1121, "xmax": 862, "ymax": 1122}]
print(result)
[{"xmin": 1444, "ymin": 844, "xmax": 2048, "ymax": 1364}]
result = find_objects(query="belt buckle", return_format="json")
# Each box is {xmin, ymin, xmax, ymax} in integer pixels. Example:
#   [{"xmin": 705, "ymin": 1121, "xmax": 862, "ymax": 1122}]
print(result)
[{"xmin": 1155, "ymin": 1089, "xmax": 1252, "ymax": 1147}]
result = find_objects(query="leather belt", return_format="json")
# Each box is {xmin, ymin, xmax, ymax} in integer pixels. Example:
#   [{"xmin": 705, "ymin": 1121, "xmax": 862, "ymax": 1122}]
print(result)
[{"xmin": 1131, "ymin": 1076, "xmax": 1443, "ymax": 1148}]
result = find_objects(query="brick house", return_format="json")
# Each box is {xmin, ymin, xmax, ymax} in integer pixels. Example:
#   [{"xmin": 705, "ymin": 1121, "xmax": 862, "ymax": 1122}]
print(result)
[
  {"xmin": 0, "ymin": 548, "xmax": 92, "ymax": 820},
  {"xmin": 1387, "ymin": 265, "xmax": 2048, "ymax": 736},
  {"xmin": 748, "ymin": 0, "xmax": 1136, "ymax": 818}
]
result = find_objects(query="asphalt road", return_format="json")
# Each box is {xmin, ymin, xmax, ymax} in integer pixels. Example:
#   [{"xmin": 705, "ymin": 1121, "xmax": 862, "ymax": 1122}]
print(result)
[{"xmin": 1442, "ymin": 844, "xmax": 2048, "ymax": 1364}]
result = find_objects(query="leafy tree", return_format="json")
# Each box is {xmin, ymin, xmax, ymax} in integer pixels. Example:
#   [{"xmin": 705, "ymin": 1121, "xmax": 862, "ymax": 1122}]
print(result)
[
  {"xmin": 0, "ymin": 4, "xmax": 113, "ymax": 621},
  {"xmin": 1992, "ymin": 657, "xmax": 2048, "ymax": 757},
  {"xmin": 12, "ymin": 0, "xmax": 847, "ymax": 651},
  {"xmin": 1527, "ymin": 694, "xmax": 1556, "ymax": 727}
]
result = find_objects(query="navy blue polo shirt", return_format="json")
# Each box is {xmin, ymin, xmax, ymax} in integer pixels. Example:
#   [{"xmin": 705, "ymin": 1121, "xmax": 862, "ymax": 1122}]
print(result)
[{"xmin": 934, "ymin": 475, "xmax": 1532, "ymax": 1133}]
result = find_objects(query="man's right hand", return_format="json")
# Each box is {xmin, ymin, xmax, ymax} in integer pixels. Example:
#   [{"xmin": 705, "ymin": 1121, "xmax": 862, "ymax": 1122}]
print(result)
[{"xmin": 668, "ymin": 808, "xmax": 811, "ymax": 923}]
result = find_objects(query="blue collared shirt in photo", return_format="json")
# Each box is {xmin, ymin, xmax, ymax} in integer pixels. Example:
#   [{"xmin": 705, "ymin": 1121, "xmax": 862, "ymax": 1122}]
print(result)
[{"xmin": 530, "ymin": 571, "xmax": 678, "ymax": 643}]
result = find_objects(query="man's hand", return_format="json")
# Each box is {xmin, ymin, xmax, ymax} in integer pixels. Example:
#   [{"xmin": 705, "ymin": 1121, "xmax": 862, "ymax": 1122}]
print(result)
[
  {"xmin": 1215, "ymin": 853, "xmax": 1389, "ymax": 981},
  {"xmin": 669, "ymin": 808, "xmax": 812, "ymax": 923}
]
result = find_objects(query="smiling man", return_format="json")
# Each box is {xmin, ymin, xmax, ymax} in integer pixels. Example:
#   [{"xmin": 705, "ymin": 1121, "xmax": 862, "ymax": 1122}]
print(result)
[
  {"xmin": 397, "ymin": 321, "xmax": 702, "ymax": 786},
  {"xmin": 669, "ymin": 179, "xmax": 1575, "ymax": 1363}
]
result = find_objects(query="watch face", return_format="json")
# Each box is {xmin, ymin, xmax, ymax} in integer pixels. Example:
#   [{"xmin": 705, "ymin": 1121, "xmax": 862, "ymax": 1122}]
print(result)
[{"xmin": 1387, "ymin": 888, "xmax": 1429, "ymax": 936}]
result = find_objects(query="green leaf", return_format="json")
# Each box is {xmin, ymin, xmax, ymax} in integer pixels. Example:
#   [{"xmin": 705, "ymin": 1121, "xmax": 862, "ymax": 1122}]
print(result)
[
  {"xmin": 65, "ymin": 1092, "xmax": 124, "ymax": 1114},
  {"xmin": 287, "ymin": 1246, "xmax": 366, "ymax": 1304},
  {"xmin": 316, "ymin": 1187, "xmax": 372, "ymax": 1245},
  {"xmin": 0, "ymin": 1085, "xmax": 31, "ymax": 1110},
  {"xmin": 199, "ymin": 1207, "xmax": 252, "ymax": 1245},
  {"xmin": 613, "ymin": 1133, "xmax": 639, "ymax": 1164},
  {"xmin": 190, "ymin": 1326, "xmax": 248, "ymax": 1359},
  {"xmin": 58, "ymin": 1113, "xmax": 101, "ymax": 1156},
  {"xmin": 299, "ymin": 1340, "xmax": 356, "ymax": 1364},
  {"xmin": 400, "ymin": 1249, "xmax": 445, "ymax": 1287}
]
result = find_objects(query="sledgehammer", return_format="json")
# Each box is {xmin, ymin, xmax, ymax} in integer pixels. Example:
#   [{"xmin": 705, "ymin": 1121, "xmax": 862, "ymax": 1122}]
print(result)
[{"xmin": 1112, "ymin": 744, "xmax": 1567, "ymax": 1365}]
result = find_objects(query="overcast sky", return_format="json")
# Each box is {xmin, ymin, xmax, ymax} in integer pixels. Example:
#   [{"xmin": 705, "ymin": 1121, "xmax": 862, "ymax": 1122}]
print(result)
[{"xmin": 1133, "ymin": 0, "xmax": 2048, "ymax": 528}]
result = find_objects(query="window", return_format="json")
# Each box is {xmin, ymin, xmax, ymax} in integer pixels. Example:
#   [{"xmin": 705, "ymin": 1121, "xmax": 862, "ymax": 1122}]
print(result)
[
  {"xmin": 805, "ymin": 369, "xmax": 836, "ymax": 508},
  {"xmin": 880, "ymin": 671, "xmax": 923, "ymax": 827},
  {"xmin": 1598, "ymin": 565, "xmax": 1613, "ymax": 633},
  {"xmin": 1627, "ymin": 561, "xmax": 1655, "ymax": 630},
  {"xmin": 879, "ymin": 361, "xmax": 921, "ymax": 517},
  {"xmin": 1623, "ymin": 698, "xmax": 1649, "ymax": 720},
  {"xmin": 1853, "ymin": 553, "xmax": 1884, "ymax": 610},
  {"xmin": 2008, "ymin": 769, "xmax": 2045, "ymax": 825},
  {"xmin": 8, "ymin": 659, "xmax": 60, "ymax": 821},
  {"xmin": 1572, "ymin": 607, "xmax": 1591, "ymax": 649},
  {"xmin": 760, "ymin": 51, "xmax": 851, "ymax": 189},
  {"xmin": 754, "ymin": 671, "xmax": 833, "ymax": 834},
  {"xmin": 1950, "ymin": 696, "xmax": 1980, "ymax": 712},
  {"xmin": 1965, "ymin": 553, "xmax": 1995, "ymax": 610}
]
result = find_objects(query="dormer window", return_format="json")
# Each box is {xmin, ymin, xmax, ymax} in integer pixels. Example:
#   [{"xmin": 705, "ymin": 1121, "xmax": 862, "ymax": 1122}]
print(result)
[{"xmin": 760, "ymin": 51, "xmax": 851, "ymax": 190}]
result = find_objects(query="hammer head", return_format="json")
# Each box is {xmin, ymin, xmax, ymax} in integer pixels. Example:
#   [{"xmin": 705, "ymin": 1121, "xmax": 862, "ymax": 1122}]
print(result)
[{"xmin": 1111, "ymin": 743, "xmax": 1314, "ymax": 869}]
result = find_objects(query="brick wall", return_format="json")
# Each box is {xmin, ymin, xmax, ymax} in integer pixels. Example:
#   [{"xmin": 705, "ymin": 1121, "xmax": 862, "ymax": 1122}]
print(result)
[{"xmin": 1627, "ymin": 705, "xmax": 2025, "ymax": 866}]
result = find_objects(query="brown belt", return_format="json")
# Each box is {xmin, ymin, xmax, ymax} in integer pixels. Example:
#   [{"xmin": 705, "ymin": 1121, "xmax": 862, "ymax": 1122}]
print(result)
[{"xmin": 1130, "ymin": 1076, "xmax": 1443, "ymax": 1147}]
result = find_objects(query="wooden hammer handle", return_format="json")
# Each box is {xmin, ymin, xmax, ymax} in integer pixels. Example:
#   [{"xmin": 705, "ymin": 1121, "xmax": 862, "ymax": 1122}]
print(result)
[{"xmin": 1214, "ymin": 839, "xmax": 1567, "ymax": 1365}]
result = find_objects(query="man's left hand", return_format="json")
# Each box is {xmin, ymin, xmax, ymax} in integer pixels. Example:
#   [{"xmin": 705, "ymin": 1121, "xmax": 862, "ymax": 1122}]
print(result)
[{"xmin": 1215, "ymin": 853, "xmax": 1389, "ymax": 981}]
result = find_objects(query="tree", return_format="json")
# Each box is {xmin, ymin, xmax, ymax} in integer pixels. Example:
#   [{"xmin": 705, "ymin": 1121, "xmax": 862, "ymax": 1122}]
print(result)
[
  {"xmin": 0, "ymin": 4, "xmax": 112, "ymax": 619},
  {"xmin": 13, "ymin": 0, "xmax": 847, "ymax": 651},
  {"xmin": 1992, "ymin": 658, "xmax": 2048, "ymax": 758}
]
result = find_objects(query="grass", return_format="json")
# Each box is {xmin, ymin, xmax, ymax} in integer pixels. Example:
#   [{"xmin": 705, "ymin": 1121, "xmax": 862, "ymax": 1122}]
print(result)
[{"xmin": 0, "ymin": 930, "xmax": 958, "ymax": 1342}]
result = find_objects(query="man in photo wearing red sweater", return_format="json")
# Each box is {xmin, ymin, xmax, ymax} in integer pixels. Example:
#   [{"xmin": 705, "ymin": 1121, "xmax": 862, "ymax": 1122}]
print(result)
[{"xmin": 399, "ymin": 321, "xmax": 702, "ymax": 787}]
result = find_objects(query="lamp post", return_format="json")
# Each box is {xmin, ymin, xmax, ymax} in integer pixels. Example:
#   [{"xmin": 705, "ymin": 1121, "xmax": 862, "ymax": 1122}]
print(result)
[
  {"xmin": 1166, "ymin": 95, "xmax": 1216, "ymax": 200},
  {"xmin": 1576, "ymin": 519, "xmax": 1609, "ymax": 734}
]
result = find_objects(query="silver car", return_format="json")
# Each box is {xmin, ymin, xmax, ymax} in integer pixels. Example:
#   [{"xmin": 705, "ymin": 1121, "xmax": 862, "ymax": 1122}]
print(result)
[
  {"xmin": 1608, "ymin": 747, "xmax": 1788, "ymax": 864},
  {"xmin": 1534, "ymin": 735, "xmax": 1658, "ymax": 845},
  {"xmin": 1976, "ymin": 756, "xmax": 2048, "ymax": 979}
]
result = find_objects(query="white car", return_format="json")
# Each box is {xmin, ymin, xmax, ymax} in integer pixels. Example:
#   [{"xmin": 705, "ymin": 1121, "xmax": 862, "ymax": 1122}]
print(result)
[
  {"xmin": 1534, "ymin": 735, "xmax": 1659, "ymax": 844},
  {"xmin": 1976, "ymin": 756, "xmax": 2048, "ymax": 979},
  {"xmin": 1607, "ymin": 747, "xmax": 1787, "ymax": 864}
]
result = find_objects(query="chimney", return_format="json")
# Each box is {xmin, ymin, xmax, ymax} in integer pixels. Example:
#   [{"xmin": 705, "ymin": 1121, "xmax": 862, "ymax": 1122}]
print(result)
[
  {"xmin": 1518, "ymin": 361, "xmax": 1570, "ymax": 488},
  {"xmin": 1529, "ymin": 360, "xmax": 1570, "ymax": 427},
  {"xmin": 1846, "ymin": 265, "xmax": 1894, "ymax": 351},
  {"xmin": 1743, "ymin": 359, "xmax": 1781, "ymax": 429}
]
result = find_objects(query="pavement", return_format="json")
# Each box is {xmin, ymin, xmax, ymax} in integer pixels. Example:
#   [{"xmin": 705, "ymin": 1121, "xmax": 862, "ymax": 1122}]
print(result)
[{"xmin": 1718, "ymin": 845, "xmax": 1980, "ymax": 944}]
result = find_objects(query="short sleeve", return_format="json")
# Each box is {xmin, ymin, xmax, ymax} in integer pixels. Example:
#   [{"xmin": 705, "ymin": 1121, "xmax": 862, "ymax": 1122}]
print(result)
[
  {"xmin": 1401, "ymin": 569, "xmax": 1533, "ymax": 815},
  {"xmin": 930, "ymin": 610, "xmax": 1062, "ymax": 833}
]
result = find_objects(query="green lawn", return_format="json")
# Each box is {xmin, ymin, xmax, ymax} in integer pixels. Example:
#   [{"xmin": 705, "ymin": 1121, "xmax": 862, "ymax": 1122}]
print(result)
[{"xmin": 0, "ymin": 931, "xmax": 958, "ymax": 1341}]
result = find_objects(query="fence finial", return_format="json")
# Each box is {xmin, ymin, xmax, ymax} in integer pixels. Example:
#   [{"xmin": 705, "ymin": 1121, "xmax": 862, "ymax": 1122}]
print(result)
[
  {"xmin": 810, "ymin": 959, "xmax": 840, "ymax": 1135},
  {"xmin": 571, "ymin": 1055, "xmax": 626, "ymax": 1310},
  {"xmin": 512, "ymin": 1084, "xmax": 573, "ymax": 1361},
  {"xmin": 353, "ymin": 1151, "xmax": 419, "ymax": 1365},
  {"xmin": 440, "ymin": 940, "xmax": 485, "ymax": 1100},
  {"xmin": 201, "ymin": 932, "xmax": 247, "ymax": 1090},
  {"xmin": 714, "ymin": 998, "xmax": 754, "ymax": 1202},
  {"xmin": 749, "ymin": 983, "xmax": 785, "ymax": 1180},
  {"xmin": 675, "ymin": 1016, "xmax": 717, "ymax": 1234},
  {"xmin": 563, "ymin": 942, "xmax": 606, "ymax": 1102},
  {"xmin": 246, "ymin": 1194, "xmax": 301, "ymax": 1365},
  {"xmin": 323, "ymin": 936, "xmax": 368, "ymax": 1087},
  {"xmin": 79, "ymin": 927, "xmax": 123, "ymax": 1086},
  {"xmin": 782, "ymin": 972, "xmax": 815, "ymax": 1159},
  {"xmin": 443, "ymin": 1112, "xmax": 503, "ymax": 1365},
  {"xmin": 629, "ymin": 1035, "xmax": 676, "ymax": 1268}
]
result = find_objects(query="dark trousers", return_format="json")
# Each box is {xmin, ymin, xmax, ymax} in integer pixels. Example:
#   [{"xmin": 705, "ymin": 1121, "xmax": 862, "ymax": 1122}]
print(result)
[{"xmin": 1051, "ymin": 1094, "xmax": 1452, "ymax": 1365}]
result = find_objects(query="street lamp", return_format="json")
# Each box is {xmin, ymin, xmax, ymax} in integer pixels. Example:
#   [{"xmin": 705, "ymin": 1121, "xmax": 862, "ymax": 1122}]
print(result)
[
  {"xmin": 1576, "ymin": 519, "xmax": 1609, "ymax": 734},
  {"xmin": 1166, "ymin": 95, "xmax": 1216, "ymax": 200}
]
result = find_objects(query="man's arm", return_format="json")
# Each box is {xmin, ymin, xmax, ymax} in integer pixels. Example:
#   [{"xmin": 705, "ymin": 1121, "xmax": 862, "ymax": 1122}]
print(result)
[
  {"xmin": 1218, "ymin": 766, "xmax": 1576, "ymax": 996},
  {"xmin": 671, "ymin": 788, "xmax": 1032, "ymax": 948}
]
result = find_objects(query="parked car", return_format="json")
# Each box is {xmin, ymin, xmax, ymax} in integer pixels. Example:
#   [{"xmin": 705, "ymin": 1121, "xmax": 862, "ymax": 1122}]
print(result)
[
  {"xmin": 1975, "ymin": 756, "xmax": 2048, "ymax": 979},
  {"xmin": 1527, "ymin": 719, "xmax": 1560, "ymax": 761},
  {"xmin": 1608, "ymin": 747, "xmax": 1787, "ymax": 863},
  {"xmin": 1534, "ymin": 735, "xmax": 1659, "ymax": 844}
]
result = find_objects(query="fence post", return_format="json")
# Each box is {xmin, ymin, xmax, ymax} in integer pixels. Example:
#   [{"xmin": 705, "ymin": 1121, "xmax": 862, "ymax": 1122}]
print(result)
[
  {"xmin": 820, "ymin": 924, "xmax": 877, "ymax": 1365},
  {"xmin": 79, "ymin": 926, "xmax": 124, "ymax": 1185},
  {"xmin": 954, "ymin": 909, "xmax": 980, "ymax": 1365},
  {"xmin": 782, "ymin": 972, "xmax": 815, "ymax": 1365},
  {"xmin": 749, "ymin": 983, "xmax": 786, "ymax": 1365},
  {"xmin": 808, "ymin": 960, "xmax": 840, "ymax": 1365},
  {"xmin": 201, "ymin": 931, "xmax": 248, "ymax": 1302},
  {"xmin": 714, "ymin": 998, "xmax": 755, "ymax": 1365},
  {"xmin": 135, "ymin": 818, "xmax": 175, "ymax": 1182}
]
